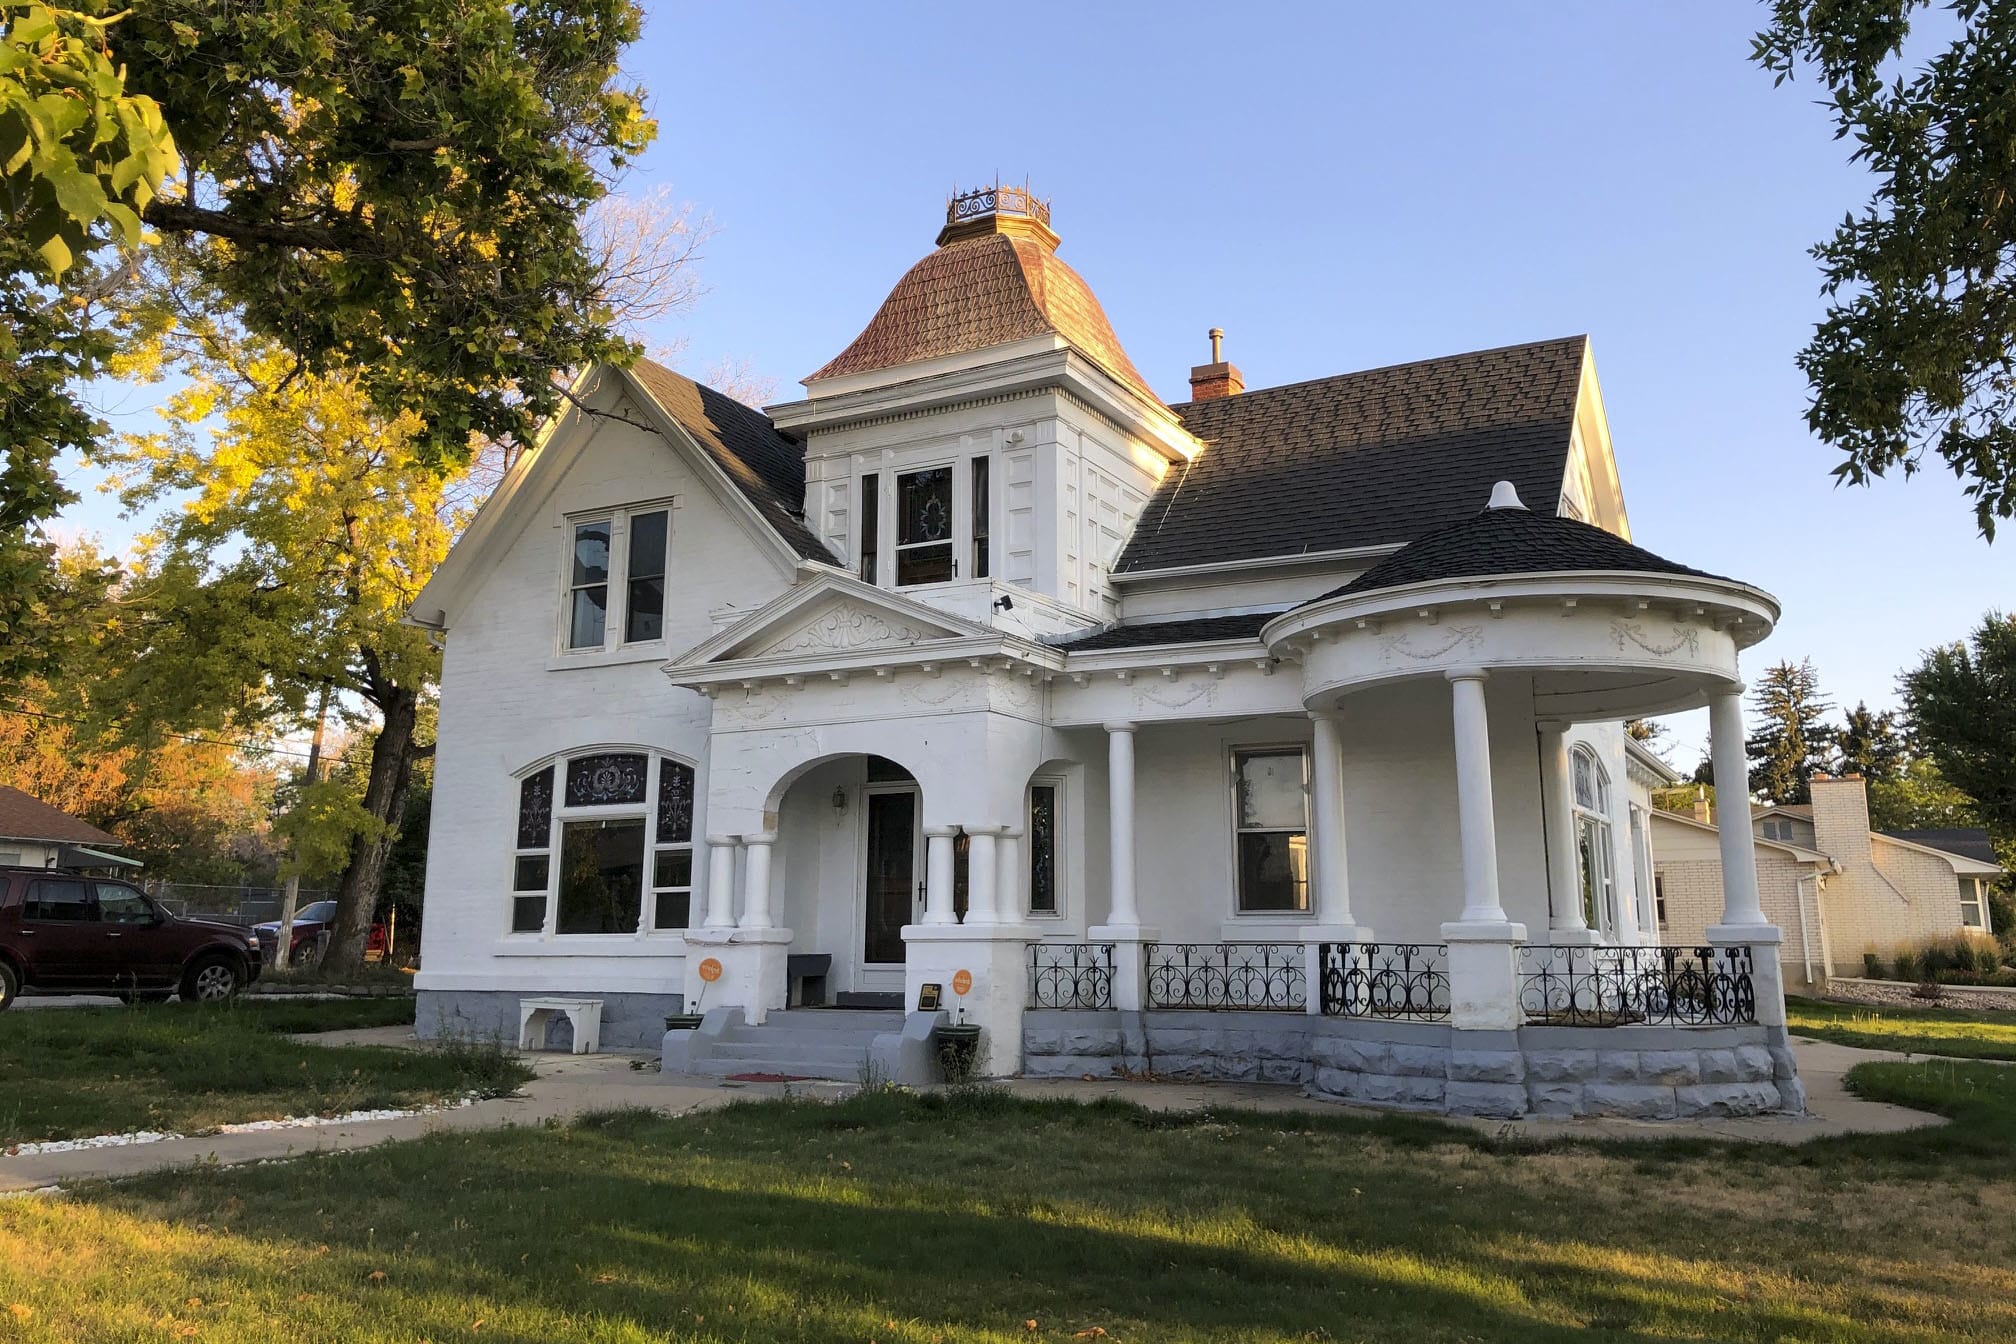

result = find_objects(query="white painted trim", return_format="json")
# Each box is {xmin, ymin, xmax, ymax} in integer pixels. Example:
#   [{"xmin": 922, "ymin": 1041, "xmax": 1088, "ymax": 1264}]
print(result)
[{"xmin": 1109, "ymin": 544, "xmax": 1403, "ymax": 586}]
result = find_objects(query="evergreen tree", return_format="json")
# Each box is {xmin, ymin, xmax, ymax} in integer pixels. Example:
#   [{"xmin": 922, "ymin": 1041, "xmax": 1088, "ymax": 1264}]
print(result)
[
  {"xmin": 1747, "ymin": 659, "xmax": 1834, "ymax": 805},
  {"xmin": 1834, "ymin": 700, "xmax": 1906, "ymax": 782},
  {"xmin": 1902, "ymin": 613, "xmax": 2016, "ymax": 840}
]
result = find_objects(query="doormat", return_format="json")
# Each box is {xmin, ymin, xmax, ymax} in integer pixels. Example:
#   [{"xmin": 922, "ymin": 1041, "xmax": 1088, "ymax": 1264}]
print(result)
[{"xmin": 725, "ymin": 1072, "xmax": 817, "ymax": 1083}]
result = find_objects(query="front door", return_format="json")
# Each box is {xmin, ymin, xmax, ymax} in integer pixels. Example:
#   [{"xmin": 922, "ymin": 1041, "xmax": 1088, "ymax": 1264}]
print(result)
[{"xmin": 862, "ymin": 785, "xmax": 920, "ymax": 965}]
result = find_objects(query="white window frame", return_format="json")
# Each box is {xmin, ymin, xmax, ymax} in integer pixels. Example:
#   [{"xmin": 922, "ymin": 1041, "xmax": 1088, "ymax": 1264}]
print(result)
[
  {"xmin": 508, "ymin": 750, "xmax": 697, "ymax": 940},
  {"xmin": 1629, "ymin": 804, "xmax": 1656, "ymax": 939},
  {"xmin": 1229, "ymin": 743, "xmax": 1311, "ymax": 916},
  {"xmin": 858, "ymin": 455, "xmax": 992, "ymax": 591},
  {"xmin": 557, "ymin": 500, "xmax": 676, "ymax": 656},
  {"xmin": 1961, "ymin": 877, "xmax": 1990, "ymax": 931},
  {"xmin": 1571, "ymin": 746, "xmax": 1619, "ymax": 938},
  {"xmin": 1027, "ymin": 775, "xmax": 1066, "ymax": 919}
]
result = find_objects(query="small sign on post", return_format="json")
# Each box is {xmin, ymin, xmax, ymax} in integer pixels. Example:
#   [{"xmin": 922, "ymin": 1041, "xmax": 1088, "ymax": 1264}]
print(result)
[
  {"xmin": 951, "ymin": 969, "xmax": 972, "ymax": 996},
  {"xmin": 697, "ymin": 957, "xmax": 724, "ymax": 983}
]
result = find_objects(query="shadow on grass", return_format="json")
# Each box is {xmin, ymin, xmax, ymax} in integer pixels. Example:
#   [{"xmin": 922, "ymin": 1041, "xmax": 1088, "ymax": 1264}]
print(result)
[{"xmin": 8, "ymin": 1083, "xmax": 2011, "ymax": 1342}]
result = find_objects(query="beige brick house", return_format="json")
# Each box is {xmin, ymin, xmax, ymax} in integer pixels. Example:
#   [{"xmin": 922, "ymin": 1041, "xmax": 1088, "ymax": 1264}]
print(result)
[{"xmin": 1652, "ymin": 773, "xmax": 2004, "ymax": 986}]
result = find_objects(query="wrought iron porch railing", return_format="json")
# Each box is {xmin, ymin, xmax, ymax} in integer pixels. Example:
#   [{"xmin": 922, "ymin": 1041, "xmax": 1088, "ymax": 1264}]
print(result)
[
  {"xmin": 1027, "ymin": 943, "xmax": 1116, "ymax": 1010},
  {"xmin": 1143, "ymin": 942, "xmax": 1306, "ymax": 1012},
  {"xmin": 1517, "ymin": 944, "xmax": 1757, "ymax": 1027},
  {"xmin": 1317, "ymin": 943, "xmax": 1451, "ymax": 1021}
]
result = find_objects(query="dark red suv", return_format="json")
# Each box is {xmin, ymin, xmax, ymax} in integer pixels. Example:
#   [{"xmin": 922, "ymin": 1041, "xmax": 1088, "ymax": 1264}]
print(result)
[{"xmin": 0, "ymin": 867, "xmax": 263, "ymax": 1008}]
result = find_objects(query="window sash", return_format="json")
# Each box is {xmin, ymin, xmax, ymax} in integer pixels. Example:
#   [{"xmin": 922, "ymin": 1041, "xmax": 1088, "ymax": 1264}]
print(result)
[
  {"xmin": 859, "ymin": 473, "xmax": 879, "ymax": 584},
  {"xmin": 1232, "ymin": 748, "xmax": 1310, "ymax": 913},
  {"xmin": 895, "ymin": 466, "xmax": 955, "ymax": 586},
  {"xmin": 1029, "ymin": 781, "xmax": 1059, "ymax": 916},
  {"xmin": 652, "ymin": 846, "xmax": 693, "ymax": 930},
  {"xmin": 568, "ymin": 520, "xmax": 611, "ymax": 649},
  {"xmin": 970, "ymin": 456, "xmax": 990, "ymax": 580}
]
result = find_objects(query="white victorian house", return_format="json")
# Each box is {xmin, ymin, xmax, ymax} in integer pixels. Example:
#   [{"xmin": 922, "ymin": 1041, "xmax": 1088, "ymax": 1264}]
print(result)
[{"xmin": 412, "ymin": 186, "xmax": 1802, "ymax": 1119}]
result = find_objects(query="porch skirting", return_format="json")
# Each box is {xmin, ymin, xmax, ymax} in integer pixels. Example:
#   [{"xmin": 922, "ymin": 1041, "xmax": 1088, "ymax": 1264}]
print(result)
[
  {"xmin": 419, "ymin": 988, "xmax": 683, "ymax": 1052},
  {"xmin": 1022, "ymin": 1010, "xmax": 1804, "ymax": 1120}
]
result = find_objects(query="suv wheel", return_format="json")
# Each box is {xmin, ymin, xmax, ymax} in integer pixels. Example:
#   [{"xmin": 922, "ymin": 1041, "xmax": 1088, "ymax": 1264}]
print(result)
[
  {"xmin": 0, "ymin": 961, "xmax": 16, "ymax": 1011},
  {"xmin": 182, "ymin": 955, "xmax": 243, "ymax": 1004}
]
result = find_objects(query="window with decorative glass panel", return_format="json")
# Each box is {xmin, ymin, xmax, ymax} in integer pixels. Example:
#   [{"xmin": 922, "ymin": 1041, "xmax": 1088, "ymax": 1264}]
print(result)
[
  {"xmin": 508, "ymin": 753, "xmax": 697, "ymax": 935},
  {"xmin": 1232, "ymin": 747, "xmax": 1309, "ymax": 913}
]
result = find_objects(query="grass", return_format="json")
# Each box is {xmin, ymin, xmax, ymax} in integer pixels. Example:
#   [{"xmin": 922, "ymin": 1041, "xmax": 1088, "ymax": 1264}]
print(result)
[
  {"xmin": 0, "ymin": 998, "xmax": 529, "ymax": 1144},
  {"xmin": 0, "ymin": 1077, "xmax": 2011, "ymax": 1342},
  {"xmin": 1786, "ymin": 994, "xmax": 2016, "ymax": 1059}
]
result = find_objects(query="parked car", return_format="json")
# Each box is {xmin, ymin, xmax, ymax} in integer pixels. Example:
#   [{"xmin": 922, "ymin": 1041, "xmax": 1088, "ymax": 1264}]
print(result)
[
  {"xmin": 0, "ymin": 866, "xmax": 262, "ymax": 1008},
  {"xmin": 254, "ymin": 900, "xmax": 390, "ymax": 966}
]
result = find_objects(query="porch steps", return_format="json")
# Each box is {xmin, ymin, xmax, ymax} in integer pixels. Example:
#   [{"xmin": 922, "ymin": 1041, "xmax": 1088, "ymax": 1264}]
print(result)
[{"xmin": 685, "ymin": 1008, "xmax": 903, "ymax": 1082}]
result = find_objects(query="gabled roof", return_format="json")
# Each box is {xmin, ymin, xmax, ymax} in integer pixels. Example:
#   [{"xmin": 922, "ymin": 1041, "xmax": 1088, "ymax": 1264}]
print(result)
[
  {"xmin": 1116, "ymin": 337, "xmax": 1588, "ymax": 574},
  {"xmin": 626, "ymin": 361, "xmax": 831, "ymax": 563},
  {"xmin": 1319, "ymin": 489, "xmax": 1725, "ymax": 601},
  {"xmin": 1879, "ymin": 828, "xmax": 2000, "ymax": 867},
  {"xmin": 0, "ymin": 786, "xmax": 117, "ymax": 846},
  {"xmin": 807, "ymin": 230, "xmax": 1156, "ymax": 404},
  {"xmin": 1649, "ymin": 807, "xmax": 1835, "ymax": 867}
]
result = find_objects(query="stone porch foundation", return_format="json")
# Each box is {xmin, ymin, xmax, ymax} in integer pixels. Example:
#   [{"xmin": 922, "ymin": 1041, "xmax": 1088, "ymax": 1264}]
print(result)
[{"xmin": 1023, "ymin": 1010, "xmax": 1804, "ymax": 1120}]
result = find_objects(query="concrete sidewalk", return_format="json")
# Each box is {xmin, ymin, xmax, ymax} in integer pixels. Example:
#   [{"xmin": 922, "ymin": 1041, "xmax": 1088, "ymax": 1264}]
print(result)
[{"xmin": 0, "ymin": 1030, "xmax": 1946, "ymax": 1192}]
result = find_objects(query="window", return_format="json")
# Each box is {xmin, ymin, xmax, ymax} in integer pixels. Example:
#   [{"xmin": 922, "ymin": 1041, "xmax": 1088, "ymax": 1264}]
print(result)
[
  {"xmin": 1028, "ymin": 781, "xmax": 1059, "ymax": 916},
  {"xmin": 1654, "ymin": 872, "xmax": 1669, "ymax": 930},
  {"xmin": 1571, "ymin": 746, "xmax": 1618, "ymax": 935},
  {"xmin": 562, "ymin": 505, "xmax": 675, "ymax": 653},
  {"xmin": 653, "ymin": 760, "xmax": 696, "ymax": 929},
  {"xmin": 859, "ymin": 473, "xmax": 879, "ymax": 584},
  {"xmin": 895, "ymin": 466, "xmax": 955, "ymax": 585},
  {"xmin": 509, "ymin": 753, "xmax": 697, "ymax": 936},
  {"xmin": 23, "ymin": 878, "xmax": 90, "ymax": 922},
  {"xmin": 95, "ymin": 883, "xmax": 154, "ymax": 925},
  {"xmin": 557, "ymin": 818, "xmax": 646, "ymax": 934},
  {"xmin": 970, "ymin": 456, "xmax": 990, "ymax": 580},
  {"xmin": 512, "ymin": 767, "xmax": 556, "ymax": 932},
  {"xmin": 624, "ymin": 509, "xmax": 668, "ymax": 643},
  {"xmin": 1233, "ymin": 747, "xmax": 1309, "ymax": 913},
  {"xmin": 1761, "ymin": 817, "xmax": 1791, "ymax": 841},
  {"xmin": 1961, "ymin": 878, "xmax": 1989, "ymax": 930},
  {"xmin": 1629, "ymin": 806, "xmax": 1655, "ymax": 936},
  {"xmin": 567, "ymin": 519, "xmax": 611, "ymax": 649}
]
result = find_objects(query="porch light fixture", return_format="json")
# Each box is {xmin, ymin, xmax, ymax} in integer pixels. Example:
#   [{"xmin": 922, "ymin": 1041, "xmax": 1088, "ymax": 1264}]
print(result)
[{"xmin": 832, "ymin": 786, "xmax": 848, "ymax": 814}]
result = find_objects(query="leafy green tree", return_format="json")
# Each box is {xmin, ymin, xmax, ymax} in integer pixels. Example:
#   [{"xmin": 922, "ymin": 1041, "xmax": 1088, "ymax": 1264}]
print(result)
[
  {"xmin": 1835, "ymin": 700, "xmax": 1907, "ymax": 781},
  {"xmin": 1867, "ymin": 756, "xmax": 1982, "ymax": 831},
  {"xmin": 1902, "ymin": 612, "xmax": 2016, "ymax": 838},
  {"xmin": 1747, "ymin": 659, "xmax": 1835, "ymax": 805},
  {"xmin": 1755, "ymin": 1, "xmax": 2016, "ymax": 535}
]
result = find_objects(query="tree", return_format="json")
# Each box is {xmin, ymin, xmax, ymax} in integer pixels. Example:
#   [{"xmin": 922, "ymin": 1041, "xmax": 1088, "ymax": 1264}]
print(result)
[
  {"xmin": 1867, "ymin": 756, "xmax": 1982, "ymax": 831},
  {"xmin": 1835, "ymin": 700, "xmax": 1907, "ymax": 781},
  {"xmin": 1747, "ymin": 659, "xmax": 1835, "ymax": 805},
  {"xmin": 1754, "ymin": 2, "xmax": 2016, "ymax": 536},
  {"xmin": 1901, "ymin": 612, "xmax": 2016, "ymax": 838}
]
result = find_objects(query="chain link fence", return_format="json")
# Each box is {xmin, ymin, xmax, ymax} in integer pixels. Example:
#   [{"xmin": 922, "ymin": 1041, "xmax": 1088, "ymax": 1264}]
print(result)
[{"xmin": 145, "ymin": 882, "xmax": 335, "ymax": 928}]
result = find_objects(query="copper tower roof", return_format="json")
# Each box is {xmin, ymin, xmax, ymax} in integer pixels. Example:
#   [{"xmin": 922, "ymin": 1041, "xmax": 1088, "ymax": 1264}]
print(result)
[{"xmin": 808, "ymin": 184, "xmax": 1157, "ymax": 402}]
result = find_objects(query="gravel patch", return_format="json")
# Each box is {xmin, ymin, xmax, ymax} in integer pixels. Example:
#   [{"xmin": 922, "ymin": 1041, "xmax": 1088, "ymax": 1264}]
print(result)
[{"xmin": 1818, "ymin": 979, "xmax": 2016, "ymax": 1013}]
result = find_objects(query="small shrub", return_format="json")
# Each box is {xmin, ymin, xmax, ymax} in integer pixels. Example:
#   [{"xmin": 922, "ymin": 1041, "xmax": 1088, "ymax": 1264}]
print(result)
[
  {"xmin": 1894, "ymin": 950, "xmax": 1922, "ymax": 983},
  {"xmin": 1864, "ymin": 952, "xmax": 1888, "ymax": 979},
  {"xmin": 1912, "ymin": 979, "xmax": 1947, "ymax": 1002}
]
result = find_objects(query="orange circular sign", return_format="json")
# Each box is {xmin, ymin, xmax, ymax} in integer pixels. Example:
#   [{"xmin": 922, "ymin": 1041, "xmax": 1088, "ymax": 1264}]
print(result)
[
  {"xmin": 697, "ymin": 957, "xmax": 724, "ymax": 983},
  {"xmin": 951, "ymin": 969, "xmax": 973, "ymax": 996}
]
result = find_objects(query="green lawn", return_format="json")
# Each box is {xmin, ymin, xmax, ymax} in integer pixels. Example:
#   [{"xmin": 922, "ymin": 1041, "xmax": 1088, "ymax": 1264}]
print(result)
[
  {"xmin": 1787, "ymin": 994, "xmax": 2016, "ymax": 1059},
  {"xmin": 0, "ymin": 1071, "xmax": 2012, "ymax": 1342},
  {"xmin": 0, "ymin": 998, "xmax": 529, "ymax": 1144}
]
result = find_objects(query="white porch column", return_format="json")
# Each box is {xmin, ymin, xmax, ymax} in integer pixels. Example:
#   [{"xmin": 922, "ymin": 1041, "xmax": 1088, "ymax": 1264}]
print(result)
[
  {"xmin": 964, "ymin": 826, "xmax": 1001, "ymax": 925},
  {"xmin": 995, "ymin": 827, "xmax": 1024, "ymax": 924},
  {"xmin": 1707, "ymin": 686, "xmax": 1767, "ymax": 927},
  {"xmin": 1705, "ymin": 682, "xmax": 1787, "ymax": 1029},
  {"xmin": 703, "ymin": 835, "xmax": 738, "ymax": 930},
  {"xmin": 1104, "ymin": 722, "xmax": 1140, "ymax": 928},
  {"xmin": 1440, "ymin": 669, "xmax": 1526, "ymax": 1031},
  {"xmin": 923, "ymin": 826, "xmax": 959, "ymax": 926},
  {"xmin": 1537, "ymin": 722, "xmax": 1598, "ymax": 944},
  {"xmin": 737, "ymin": 832, "xmax": 777, "ymax": 930},
  {"xmin": 1306, "ymin": 712, "xmax": 1360, "ymax": 929}
]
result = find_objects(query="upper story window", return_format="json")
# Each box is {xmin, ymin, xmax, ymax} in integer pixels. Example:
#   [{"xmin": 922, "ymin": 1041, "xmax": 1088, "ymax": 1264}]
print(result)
[
  {"xmin": 564, "ymin": 505, "xmax": 672, "ymax": 652},
  {"xmin": 857, "ymin": 457, "xmax": 991, "ymax": 589}
]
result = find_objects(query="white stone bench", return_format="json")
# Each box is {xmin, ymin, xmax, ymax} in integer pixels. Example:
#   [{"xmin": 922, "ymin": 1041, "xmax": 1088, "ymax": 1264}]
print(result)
[{"xmin": 517, "ymin": 997, "xmax": 603, "ymax": 1054}]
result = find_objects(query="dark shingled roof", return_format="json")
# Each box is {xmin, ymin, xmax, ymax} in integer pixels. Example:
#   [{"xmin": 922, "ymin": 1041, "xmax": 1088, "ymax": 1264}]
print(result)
[
  {"xmin": 627, "ymin": 360, "xmax": 835, "ymax": 563},
  {"xmin": 1054, "ymin": 612, "xmax": 1277, "ymax": 651},
  {"xmin": 1880, "ymin": 828, "xmax": 2003, "ymax": 866},
  {"xmin": 1317, "ymin": 499, "xmax": 1724, "ymax": 601},
  {"xmin": 0, "ymin": 786, "xmax": 118, "ymax": 846},
  {"xmin": 1117, "ymin": 337, "xmax": 1588, "ymax": 574}
]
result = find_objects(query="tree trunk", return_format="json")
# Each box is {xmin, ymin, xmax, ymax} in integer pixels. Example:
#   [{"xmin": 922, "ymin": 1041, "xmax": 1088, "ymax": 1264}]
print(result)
[{"xmin": 325, "ymin": 685, "xmax": 420, "ymax": 970}]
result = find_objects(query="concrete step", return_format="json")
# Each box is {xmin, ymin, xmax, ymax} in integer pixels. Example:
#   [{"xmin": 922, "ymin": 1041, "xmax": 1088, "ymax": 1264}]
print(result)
[
  {"xmin": 759, "ymin": 1010, "xmax": 903, "ymax": 1033},
  {"xmin": 690, "ymin": 1054, "xmax": 866, "ymax": 1082},
  {"xmin": 708, "ymin": 1040, "xmax": 870, "ymax": 1064}
]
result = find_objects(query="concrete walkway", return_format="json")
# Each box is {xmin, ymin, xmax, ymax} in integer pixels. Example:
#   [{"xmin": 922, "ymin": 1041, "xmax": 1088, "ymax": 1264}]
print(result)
[{"xmin": 0, "ymin": 1029, "xmax": 1945, "ymax": 1192}]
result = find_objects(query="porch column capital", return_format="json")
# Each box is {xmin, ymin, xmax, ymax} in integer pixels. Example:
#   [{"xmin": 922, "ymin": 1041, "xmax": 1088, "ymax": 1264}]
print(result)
[
  {"xmin": 1102, "ymin": 720, "xmax": 1137, "ymax": 735},
  {"xmin": 705, "ymin": 833, "xmax": 740, "ymax": 848},
  {"xmin": 923, "ymin": 825, "xmax": 961, "ymax": 839},
  {"xmin": 1445, "ymin": 666, "xmax": 1489, "ymax": 684},
  {"xmin": 741, "ymin": 830, "xmax": 778, "ymax": 848}
]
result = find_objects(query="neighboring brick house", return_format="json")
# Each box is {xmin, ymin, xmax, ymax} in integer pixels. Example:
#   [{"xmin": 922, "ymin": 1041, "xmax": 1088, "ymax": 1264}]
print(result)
[
  {"xmin": 1653, "ymin": 773, "xmax": 2003, "ymax": 983},
  {"xmin": 0, "ymin": 786, "xmax": 132, "ymax": 870}
]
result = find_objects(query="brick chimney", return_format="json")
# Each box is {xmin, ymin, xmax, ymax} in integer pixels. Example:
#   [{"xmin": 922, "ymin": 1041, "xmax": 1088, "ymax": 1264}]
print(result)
[
  {"xmin": 1188, "ymin": 327, "xmax": 1244, "ymax": 401},
  {"xmin": 1809, "ymin": 773, "xmax": 1873, "ymax": 868},
  {"xmin": 1691, "ymin": 786, "xmax": 1712, "ymax": 826}
]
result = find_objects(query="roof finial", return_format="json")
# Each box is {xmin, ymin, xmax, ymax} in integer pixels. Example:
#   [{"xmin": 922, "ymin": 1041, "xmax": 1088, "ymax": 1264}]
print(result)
[
  {"xmin": 1487, "ymin": 480, "xmax": 1526, "ymax": 511},
  {"xmin": 1209, "ymin": 327, "xmax": 1224, "ymax": 363}
]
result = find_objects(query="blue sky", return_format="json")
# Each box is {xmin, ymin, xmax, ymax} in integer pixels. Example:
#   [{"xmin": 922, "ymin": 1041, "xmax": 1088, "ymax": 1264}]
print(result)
[{"xmin": 61, "ymin": 1, "xmax": 2012, "ymax": 767}]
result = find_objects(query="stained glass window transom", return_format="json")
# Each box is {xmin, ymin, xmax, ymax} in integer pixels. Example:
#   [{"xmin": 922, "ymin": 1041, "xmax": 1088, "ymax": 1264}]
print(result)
[
  {"xmin": 657, "ymin": 759, "xmax": 695, "ymax": 841},
  {"xmin": 565, "ymin": 753, "xmax": 648, "ymax": 807},
  {"xmin": 517, "ymin": 768, "xmax": 554, "ymax": 848}
]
